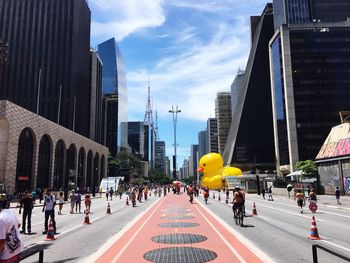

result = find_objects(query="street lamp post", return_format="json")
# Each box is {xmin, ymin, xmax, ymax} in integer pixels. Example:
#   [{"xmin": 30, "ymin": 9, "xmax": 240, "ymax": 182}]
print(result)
[{"xmin": 169, "ymin": 105, "xmax": 181, "ymax": 179}]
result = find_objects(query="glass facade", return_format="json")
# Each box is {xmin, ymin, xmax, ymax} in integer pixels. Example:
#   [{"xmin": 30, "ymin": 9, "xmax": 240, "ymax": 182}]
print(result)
[
  {"xmin": 122, "ymin": 122, "xmax": 150, "ymax": 162},
  {"xmin": 98, "ymin": 38, "xmax": 128, "ymax": 154},
  {"xmin": 310, "ymin": 0, "xmax": 350, "ymax": 22},
  {"xmin": 286, "ymin": 0, "xmax": 311, "ymax": 24},
  {"xmin": 0, "ymin": 0, "xmax": 91, "ymax": 137},
  {"xmin": 155, "ymin": 141, "xmax": 166, "ymax": 175},
  {"xmin": 271, "ymin": 36, "xmax": 289, "ymax": 165},
  {"xmin": 289, "ymin": 26, "xmax": 350, "ymax": 161}
]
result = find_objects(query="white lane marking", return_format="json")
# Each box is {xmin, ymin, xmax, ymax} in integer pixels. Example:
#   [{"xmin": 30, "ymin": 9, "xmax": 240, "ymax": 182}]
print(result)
[
  {"xmin": 249, "ymin": 202, "xmax": 325, "ymax": 222},
  {"xmin": 320, "ymin": 240, "xmax": 350, "ymax": 253},
  {"xmin": 193, "ymin": 204, "xmax": 247, "ymax": 263},
  {"xmin": 250, "ymin": 199, "xmax": 350, "ymax": 219},
  {"xmin": 110, "ymin": 199, "xmax": 164, "ymax": 263},
  {"xmin": 257, "ymin": 215, "xmax": 271, "ymax": 222},
  {"xmin": 83, "ymin": 197, "xmax": 162, "ymax": 263},
  {"xmin": 195, "ymin": 200, "xmax": 275, "ymax": 263}
]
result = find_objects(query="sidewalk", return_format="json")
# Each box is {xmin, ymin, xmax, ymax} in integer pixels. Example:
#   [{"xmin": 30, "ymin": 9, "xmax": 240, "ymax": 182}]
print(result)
[{"xmin": 90, "ymin": 193, "xmax": 271, "ymax": 263}]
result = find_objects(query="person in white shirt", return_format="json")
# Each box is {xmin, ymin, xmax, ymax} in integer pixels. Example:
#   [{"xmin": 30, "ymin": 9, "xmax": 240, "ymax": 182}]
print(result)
[
  {"xmin": 0, "ymin": 193, "xmax": 23, "ymax": 262},
  {"xmin": 42, "ymin": 189, "xmax": 56, "ymax": 235}
]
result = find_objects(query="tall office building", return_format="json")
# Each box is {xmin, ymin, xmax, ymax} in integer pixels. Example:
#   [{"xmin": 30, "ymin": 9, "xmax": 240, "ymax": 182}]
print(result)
[
  {"xmin": 166, "ymin": 157, "xmax": 171, "ymax": 178},
  {"xmin": 270, "ymin": 0, "xmax": 350, "ymax": 172},
  {"xmin": 120, "ymin": 122, "xmax": 150, "ymax": 162},
  {"xmin": 98, "ymin": 38, "xmax": 128, "ymax": 154},
  {"xmin": 0, "ymin": 0, "xmax": 91, "ymax": 136},
  {"xmin": 224, "ymin": 4, "xmax": 275, "ymax": 166},
  {"xmin": 198, "ymin": 130, "xmax": 208, "ymax": 159},
  {"xmin": 231, "ymin": 70, "xmax": 245, "ymax": 116},
  {"xmin": 207, "ymin": 118, "xmax": 218, "ymax": 153},
  {"xmin": 89, "ymin": 49, "xmax": 103, "ymax": 144},
  {"xmin": 215, "ymin": 92, "xmax": 232, "ymax": 156},
  {"xmin": 155, "ymin": 141, "xmax": 166, "ymax": 175},
  {"xmin": 190, "ymin": 145, "xmax": 199, "ymax": 177}
]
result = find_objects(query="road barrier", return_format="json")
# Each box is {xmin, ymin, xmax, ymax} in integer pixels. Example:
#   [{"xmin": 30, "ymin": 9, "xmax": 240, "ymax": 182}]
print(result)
[
  {"xmin": 20, "ymin": 244, "xmax": 46, "ymax": 263},
  {"xmin": 312, "ymin": 244, "xmax": 350, "ymax": 263}
]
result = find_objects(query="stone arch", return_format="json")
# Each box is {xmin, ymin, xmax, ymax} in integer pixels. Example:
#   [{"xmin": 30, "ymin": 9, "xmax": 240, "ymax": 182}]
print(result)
[
  {"xmin": 77, "ymin": 147, "xmax": 85, "ymax": 188},
  {"xmin": 65, "ymin": 144, "xmax": 77, "ymax": 190},
  {"xmin": 86, "ymin": 150, "xmax": 93, "ymax": 189},
  {"xmin": 15, "ymin": 128, "xmax": 36, "ymax": 192},
  {"xmin": 53, "ymin": 140, "xmax": 66, "ymax": 191},
  {"xmin": 37, "ymin": 134, "xmax": 52, "ymax": 190}
]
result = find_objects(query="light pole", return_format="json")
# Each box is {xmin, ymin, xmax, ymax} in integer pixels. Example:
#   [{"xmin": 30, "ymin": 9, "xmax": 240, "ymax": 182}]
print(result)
[{"xmin": 169, "ymin": 105, "xmax": 181, "ymax": 179}]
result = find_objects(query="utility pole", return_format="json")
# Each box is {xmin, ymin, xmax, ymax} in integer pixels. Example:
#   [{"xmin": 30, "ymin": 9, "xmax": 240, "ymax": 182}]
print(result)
[{"xmin": 169, "ymin": 105, "xmax": 181, "ymax": 179}]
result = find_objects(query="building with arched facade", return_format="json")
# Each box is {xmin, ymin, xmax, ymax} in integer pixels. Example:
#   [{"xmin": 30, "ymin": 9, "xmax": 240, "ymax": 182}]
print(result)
[{"xmin": 0, "ymin": 101, "xmax": 108, "ymax": 194}]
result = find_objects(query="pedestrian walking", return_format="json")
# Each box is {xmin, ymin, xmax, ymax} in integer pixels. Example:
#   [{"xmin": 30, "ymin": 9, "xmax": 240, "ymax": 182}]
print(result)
[
  {"xmin": 0, "ymin": 193, "xmax": 23, "ymax": 262},
  {"xmin": 69, "ymin": 190, "xmax": 76, "ymax": 214},
  {"xmin": 19, "ymin": 191, "xmax": 34, "ymax": 234},
  {"xmin": 106, "ymin": 188, "xmax": 109, "ymax": 201},
  {"xmin": 309, "ymin": 189, "xmax": 317, "ymax": 202},
  {"xmin": 109, "ymin": 187, "xmax": 114, "ymax": 201},
  {"xmin": 335, "ymin": 187, "xmax": 341, "ymax": 205},
  {"xmin": 31, "ymin": 189, "xmax": 37, "ymax": 204},
  {"xmin": 268, "ymin": 186, "xmax": 274, "ymax": 201},
  {"xmin": 58, "ymin": 192, "xmax": 64, "ymax": 215},
  {"xmin": 42, "ymin": 188, "xmax": 57, "ymax": 234},
  {"xmin": 131, "ymin": 189, "xmax": 136, "ymax": 207},
  {"xmin": 85, "ymin": 192, "xmax": 91, "ymax": 211},
  {"xmin": 75, "ymin": 191, "xmax": 81, "ymax": 213},
  {"xmin": 295, "ymin": 190, "xmax": 305, "ymax": 213},
  {"xmin": 38, "ymin": 188, "xmax": 43, "ymax": 204},
  {"xmin": 261, "ymin": 188, "xmax": 265, "ymax": 199}
]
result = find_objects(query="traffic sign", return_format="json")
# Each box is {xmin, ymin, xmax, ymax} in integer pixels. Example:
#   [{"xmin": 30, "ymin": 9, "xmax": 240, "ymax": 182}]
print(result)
[{"xmin": 309, "ymin": 201, "xmax": 317, "ymax": 212}]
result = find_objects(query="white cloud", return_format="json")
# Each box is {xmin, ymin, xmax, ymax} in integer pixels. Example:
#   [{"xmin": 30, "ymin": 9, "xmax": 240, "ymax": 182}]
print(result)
[{"xmin": 90, "ymin": 0, "xmax": 166, "ymax": 41}]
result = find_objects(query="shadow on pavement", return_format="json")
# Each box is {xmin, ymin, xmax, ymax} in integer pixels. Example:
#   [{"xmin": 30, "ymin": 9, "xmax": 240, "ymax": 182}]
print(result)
[{"xmin": 241, "ymin": 224, "xmax": 255, "ymax": 228}]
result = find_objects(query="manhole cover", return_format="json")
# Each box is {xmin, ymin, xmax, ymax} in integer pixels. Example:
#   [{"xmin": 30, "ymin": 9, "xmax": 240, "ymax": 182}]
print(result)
[
  {"xmin": 152, "ymin": 233, "xmax": 207, "ymax": 244},
  {"xmin": 144, "ymin": 247, "xmax": 217, "ymax": 263},
  {"xmin": 158, "ymin": 222, "xmax": 199, "ymax": 228},
  {"xmin": 161, "ymin": 215, "xmax": 194, "ymax": 220},
  {"xmin": 163, "ymin": 210, "xmax": 189, "ymax": 215}
]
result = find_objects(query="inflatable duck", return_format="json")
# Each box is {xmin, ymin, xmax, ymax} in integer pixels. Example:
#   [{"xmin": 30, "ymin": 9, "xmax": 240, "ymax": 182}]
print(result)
[{"xmin": 196, "ymin": 153, "xmax": 242, "ymax": 190}]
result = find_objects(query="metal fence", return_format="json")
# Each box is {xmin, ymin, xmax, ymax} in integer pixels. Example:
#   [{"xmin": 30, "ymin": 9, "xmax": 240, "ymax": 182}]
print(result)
[{"xmin": 313, "ymin": 244, "xmax": 350, "ymax": 263}]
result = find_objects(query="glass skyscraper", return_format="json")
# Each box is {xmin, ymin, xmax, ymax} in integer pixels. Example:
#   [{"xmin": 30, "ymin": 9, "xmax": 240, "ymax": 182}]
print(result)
[
  {"xmin": 98, "ymin": 38, "xmax": 128, "ymax": 155},
  {"xmin": 270, "ymin": 0, "xmax": 350, "ymax": 172}
]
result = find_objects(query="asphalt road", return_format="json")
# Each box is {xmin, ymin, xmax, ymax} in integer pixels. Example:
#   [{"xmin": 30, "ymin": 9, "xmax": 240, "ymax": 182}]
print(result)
[
  {"xmin": 17, "ymin": 193, "xmax": 160, "ymax": 263},
  {"xmin": 196, "ymin": 193, "xmax": 350, "ymax": 263}
]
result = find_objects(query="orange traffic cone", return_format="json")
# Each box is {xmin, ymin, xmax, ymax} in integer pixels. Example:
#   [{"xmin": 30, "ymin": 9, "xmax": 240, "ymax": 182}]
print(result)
[
  {"xmin": 126, "ymin": 197, "xmax": 129, "ymax": 206},
  {"xmin": 45, "ymin": 219, "xmax": 56, "ymax": 241},
  {"xmin": 107, "ymin": 202, "xmax": 111, "ymax": 214},
  {"xmin": 252, "ymin": 202, "xmax": 258, "ymax": 216},
  {"xmin": 308, "ymin": 216, "xmax": 321, "ymax": 240},
  {"xmin": 83, "ymin": 209, "xmax": 91, "ymax": 224},
  {"xmin": 218, "ymin": 194, "xmax": 221, "ymax": 201}
]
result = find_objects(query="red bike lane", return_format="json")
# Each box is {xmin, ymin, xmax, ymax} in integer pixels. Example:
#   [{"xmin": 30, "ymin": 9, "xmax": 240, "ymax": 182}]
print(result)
[{"xmin": 95, "ymin": 193, "xmax": 265, "ymax": 263}]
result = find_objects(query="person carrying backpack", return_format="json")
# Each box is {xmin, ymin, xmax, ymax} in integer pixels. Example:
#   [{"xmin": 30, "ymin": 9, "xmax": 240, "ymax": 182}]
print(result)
[{"xmin": 42, "ymin": 188, "xmax": 57, "ymax": 234}]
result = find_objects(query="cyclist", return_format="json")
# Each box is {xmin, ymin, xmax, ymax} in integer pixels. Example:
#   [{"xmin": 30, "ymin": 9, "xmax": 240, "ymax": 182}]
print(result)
[
  {"xmin": 188, "ymin": 185, "xmax": 194, "ymax": 203},
  {"xmin": 232, "ymin": 186, "xmax": 244, "ymax": 225},
  {"xmin": 203, "ymin": 186, "xmax": 209, "ymax": 204}
]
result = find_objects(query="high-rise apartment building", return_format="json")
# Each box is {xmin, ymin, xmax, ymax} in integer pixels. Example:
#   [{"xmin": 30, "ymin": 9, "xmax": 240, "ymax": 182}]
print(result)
[
  {"xmin": 224, "ymin": 4, "xmax": 275, "ymax": 166},
  {"xmin": 215, "ymin": 92, "xmax": 232, "ymax": 156},
  {"xmin": 0, "ymin": 0, "xmax": 92, "ymax": 137},
  {"xmin": 155, "ymin": 141, "xmax": 166, "ymax": 175},
  {"xmin": 189, "ymin": 144, "xmax": 199, "ymax": 177},
  {"xmin": 120, "ymin": 122, "xmax": 150, "ymax": 162},
  {"xmin": 270, "ymin": 0, "xmax": 350, "ymax": 172},
  {"xmin": 207, "ymin": 118, "xmax": 218, "ymax": 153},
  {"xmin": 98, "ymin": 38, "xmax": 128, "ymax": 155}
]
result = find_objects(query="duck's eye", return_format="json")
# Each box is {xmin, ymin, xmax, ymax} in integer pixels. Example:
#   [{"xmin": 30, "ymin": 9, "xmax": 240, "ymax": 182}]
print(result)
[{"xmin": 203, "ymin": 164, "xmax": 206, "ymax": 167}]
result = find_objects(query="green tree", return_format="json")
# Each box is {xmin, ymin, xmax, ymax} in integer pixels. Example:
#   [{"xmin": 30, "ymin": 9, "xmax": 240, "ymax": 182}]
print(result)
[
  {"xmin": 108, "ymin": 151, "xmax": 143, "ymax": 179},
  {"xmin": 296, "ymin": 160, "xmax": 318, "ymax": 179}
]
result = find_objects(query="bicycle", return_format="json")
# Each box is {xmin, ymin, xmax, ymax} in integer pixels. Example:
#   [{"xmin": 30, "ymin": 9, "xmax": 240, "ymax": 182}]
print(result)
[{"xmin": 233, "ymin": 204, "xmax": 244, "ymax": 226}]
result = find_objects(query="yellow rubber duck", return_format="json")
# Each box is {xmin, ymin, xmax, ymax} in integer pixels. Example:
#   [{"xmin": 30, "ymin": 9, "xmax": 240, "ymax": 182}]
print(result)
[{"xmin": 196, "ymin": 153, "xmax": 242, "ymax": 190}]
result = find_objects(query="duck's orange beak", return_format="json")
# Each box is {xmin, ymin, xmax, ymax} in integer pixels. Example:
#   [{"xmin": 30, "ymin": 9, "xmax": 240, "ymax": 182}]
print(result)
[{"xmin": 196, "ymin": 166, "xmax": 204, "ymax": 173}]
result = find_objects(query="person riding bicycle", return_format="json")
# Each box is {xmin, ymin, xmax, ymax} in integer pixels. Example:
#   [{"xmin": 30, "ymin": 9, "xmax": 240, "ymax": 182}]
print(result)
[
  {"xmin": 203, "ymin": 186, "xmax": 209, "ymax": 203},
  {"xmin": 232, "ymin": 186, "xmax": 245, "ymax": 219},
  {"xmin": 188, "ymin": 185, "xmax": 194, "ymax": 203}
]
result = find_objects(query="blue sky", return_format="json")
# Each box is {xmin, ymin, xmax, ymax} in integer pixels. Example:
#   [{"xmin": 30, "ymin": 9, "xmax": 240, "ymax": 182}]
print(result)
[{"xmin": 90, "ymin": 0, "xmax": 268, "ymax": 168}]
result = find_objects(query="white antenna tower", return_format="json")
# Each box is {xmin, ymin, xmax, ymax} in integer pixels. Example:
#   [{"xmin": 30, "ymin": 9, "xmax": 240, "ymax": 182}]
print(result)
[{"xmin": 144, "ymin": 76, "xmax": 154, "ymax": 127}]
